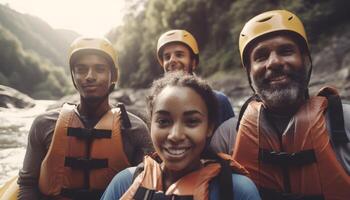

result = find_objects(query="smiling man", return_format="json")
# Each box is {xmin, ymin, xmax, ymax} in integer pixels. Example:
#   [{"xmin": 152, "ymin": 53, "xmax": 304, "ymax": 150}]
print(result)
[
  {"xmin": 156, "ymin": 29, "xmax": 235, "ymax": 131},
  {"xmin": 231, "ymin": 10, "xmax": 350, "ymax": 199},
  {"xmin": 17, "ymin": 37, "xmax": 153, "ymax": 200}
]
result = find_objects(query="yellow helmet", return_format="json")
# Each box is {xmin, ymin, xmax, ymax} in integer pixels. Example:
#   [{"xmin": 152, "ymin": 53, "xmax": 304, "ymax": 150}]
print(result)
[
  {"xmin": 69, "ymin": 36, "xmax": 119, "ymax": 84},
  {"xmin": 239, "ymin": 10, "xmax": 309, "ymax": 68},
  {"xmin": 157, "ymin": 29, "xmax": 199, "ymax": 67}
]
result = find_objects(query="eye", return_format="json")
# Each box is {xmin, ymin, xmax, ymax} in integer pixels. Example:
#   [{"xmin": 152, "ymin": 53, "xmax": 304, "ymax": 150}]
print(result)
[
  {"xmin": 95, "ymin": 65, "xmax": 108, "ymax": 73},
  {"xmin": 155, "ymin": 117, "xmax": 172, "ymax": 128},
  {"xmin": 252, "ymin": 49, "xmax": 269, "ymax": 63},
  {"xmin": 254, "ymin": 53, "xmax": 268, "ymax": 62},
  {"xmin": 163, "ymin": 53, "xmax": 171, "ymax": 61},
  {"xmin": 184, "ymin": 117, "xmax": 201, "ymax": 128},
  {"xmin": 175, "ymin": 52, "xmax": 184, "ymax": 58},
  {"xmin": 74, "ymin": 66, "xmax": 88, "ymax": 74},
  {"xmin": 279, "ymin": 46, "xmax": 295, "ymax": 56}
]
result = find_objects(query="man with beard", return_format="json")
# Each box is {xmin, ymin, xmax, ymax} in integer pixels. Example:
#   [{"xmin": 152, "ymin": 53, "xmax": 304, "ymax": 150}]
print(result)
[
  {"xmin": 231, "ymin": 10, "xmax": 350, "ymax": 199},
  {"xmin": 17, "ymin": 37, "xmax": 153, "ymax": 200}
]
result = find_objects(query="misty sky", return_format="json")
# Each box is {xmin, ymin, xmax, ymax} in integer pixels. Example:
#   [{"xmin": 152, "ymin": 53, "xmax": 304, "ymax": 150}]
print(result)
[{"xmin": 0, "ymin": 0, "xmax": 127, "ymax": 36}]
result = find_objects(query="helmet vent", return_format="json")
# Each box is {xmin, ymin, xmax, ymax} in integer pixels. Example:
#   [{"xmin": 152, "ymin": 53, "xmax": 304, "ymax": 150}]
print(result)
[
  {"xmin": 288, "ymin": 16, "xmax": 293, "ymax": 21},
  {"xmin": 257, "ymin": 16, "xmax": 272, "ymax": 23},
  {"xmin": 241, "ymin": 34, "xmax": 246, "ymax": 37}
]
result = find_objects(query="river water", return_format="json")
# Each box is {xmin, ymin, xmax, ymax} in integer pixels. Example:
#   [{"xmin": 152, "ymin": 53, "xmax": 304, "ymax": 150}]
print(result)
[{"xmin": 0, "ymin": 100, "xmax": 55, "ymax": 185}]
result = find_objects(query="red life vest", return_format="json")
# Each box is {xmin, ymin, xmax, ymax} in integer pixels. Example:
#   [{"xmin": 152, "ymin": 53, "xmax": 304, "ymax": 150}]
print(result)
[
  {"xmin": 39, "ymin": 103, "xmax": 130, "ymax": 199},
  {"xmin": 233, "ymin": 90, "xmax": 350, "ymax": 199}
]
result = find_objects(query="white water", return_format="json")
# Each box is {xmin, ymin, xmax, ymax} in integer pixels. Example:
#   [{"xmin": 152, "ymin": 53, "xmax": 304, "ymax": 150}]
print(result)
[{"xmin": 0, "ymin": 100, "xmax": 55, "ymax": 185}]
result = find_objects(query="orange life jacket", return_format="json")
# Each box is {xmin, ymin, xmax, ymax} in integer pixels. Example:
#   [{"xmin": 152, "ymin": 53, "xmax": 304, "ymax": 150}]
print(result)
[
  {"xmin": 39, "ymin": 103, "xmax": 130, "ymax": 199},
  {"xmin": 233, "ymin": 90, "xmax": 350, "ymax": 200},
  {"xmin": 120, "ymin": 154, "xmax": 247, "ymax": 200}
]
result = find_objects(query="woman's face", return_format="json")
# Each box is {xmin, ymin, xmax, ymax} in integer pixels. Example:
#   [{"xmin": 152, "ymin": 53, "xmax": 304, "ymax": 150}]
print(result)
[{"xmin": 151, "ymin": 86, "xmax": 212, "ymax": 173}]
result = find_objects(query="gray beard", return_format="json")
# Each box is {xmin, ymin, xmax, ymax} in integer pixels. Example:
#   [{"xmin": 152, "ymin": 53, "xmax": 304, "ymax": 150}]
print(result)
[{"xmin": 255, "ymin": 82, "xmax": 301, "ymax": 109}]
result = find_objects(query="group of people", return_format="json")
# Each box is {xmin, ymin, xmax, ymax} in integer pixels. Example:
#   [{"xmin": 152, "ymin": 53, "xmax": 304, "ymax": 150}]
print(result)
[{"xmin": 16, "ymin": 9, "xmax": 349, "ymax": 200}]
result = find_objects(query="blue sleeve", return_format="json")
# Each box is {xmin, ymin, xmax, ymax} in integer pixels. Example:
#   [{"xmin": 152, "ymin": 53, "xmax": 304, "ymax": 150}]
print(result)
[
  {"xmin": 214, "ymin": 91, "xmax": 235, "ymax": 126},
  {"xmin": 100, "ymin": 167, "xmax": 136, "ymax": 200},
  {"xmin": 209, "ymin": 174, "xmax": 261, "ymax": 200}
]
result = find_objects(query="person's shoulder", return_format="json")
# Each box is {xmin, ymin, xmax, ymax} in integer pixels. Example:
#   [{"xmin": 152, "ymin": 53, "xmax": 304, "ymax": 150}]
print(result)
[
  {"xmin": 230, "ymin": 174, "xmax": 261, "ymax": 199},
  {"xmin": 101, "ymin": 167, "xmax": 136, "ymax": 200},
  {"xmin": 32, "ymin": 109, "xmax": 60, "ymax": 126},
  {"xmin": 126, "ymin": 111, "xmax": 148, "ymax": 130},
  {"xmin": 222, "ymin": 117, "xmax": 237, "ymax": 126},
  {"xmin": 213, "ymin": 90, "xmax": 232, "ymax": 105},
  {"xmin": 213, "ymin": 90, "xmax": 229, "ymax": 99}
]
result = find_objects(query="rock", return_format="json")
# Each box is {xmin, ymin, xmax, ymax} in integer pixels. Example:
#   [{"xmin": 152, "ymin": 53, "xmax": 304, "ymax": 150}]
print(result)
[
  {"xmin": 313, "ymin": 28, "xmax": 350, "ymax": 74},
  {"xmin": 0, "ymin": 85, "xmax": 35, "ymax": 109},
  {"xmin": 46, "ymin": 93, "xmax": 79, "ymax": 110},
  {"xmin": 109, "ymin": 90, "xmax": 132, "ymax": 105}
]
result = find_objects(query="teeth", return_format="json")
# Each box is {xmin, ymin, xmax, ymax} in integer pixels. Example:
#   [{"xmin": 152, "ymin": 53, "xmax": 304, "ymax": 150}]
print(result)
[{"xmin": 166, "ymin": 148, "xmax": 188, "ymax": 155}]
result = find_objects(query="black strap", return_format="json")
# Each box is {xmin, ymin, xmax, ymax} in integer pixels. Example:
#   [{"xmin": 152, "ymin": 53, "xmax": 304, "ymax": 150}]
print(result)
[
  {"xmin": 61, "ymin": 188, "xmax": 104, "ymax": 200},
  {"xmin": 67, "ymin": 127, "xmax": 111, "ymax": 139},
  {"xmin": 132, "ymin": 162, "xmax": 145, "ymax": 182},
  {"xmin": 117, "ymin": 103, "xmax": 132, "ymax": 129},
  {"xmin": 218, "ymin": 159, "xmax": 234, "ymax": 200},
  {"xmin": 259, "ymin": 148, "xmax": 316, "ymax": 166},
  {"xmin": 236, "ymin": 94, "xmax": 260, "ymax": 131},
  {"xmin": 326, "ymin": 95, "xmax": 349, "ymax": 144},
  {"xmin": 259, "ymin": 187, "xmax": 324, "ymax": 200},
  {"xmin": 134, "ymin": 187, "xmax": 193, "ymax": 200},
  {"xmin": 64, "ymin": 157, "xmax": 108, "ymax": 170}
]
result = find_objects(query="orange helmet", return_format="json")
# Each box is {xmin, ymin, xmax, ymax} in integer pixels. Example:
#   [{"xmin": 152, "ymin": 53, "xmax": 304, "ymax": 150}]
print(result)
[
  {"xmin": 239, "ymin": 10, "xmax": 309, "ymax": 68},
  {"xmin": 69, "ymin": 36, "xmax": 119, "ymax": 84},
  {"xmin": 157, "ymin": 30, "xmax": 199, "ymax": 68}
]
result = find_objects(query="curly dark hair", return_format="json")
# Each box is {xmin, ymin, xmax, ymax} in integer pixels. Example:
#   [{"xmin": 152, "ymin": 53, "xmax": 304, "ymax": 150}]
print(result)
[
  {"xmin": 146, "ymin": 71, "xmax": 219, "ymax": 129},
  {"xmin": 146, "ymin": 72, "xmax": 234, "ymax": 199}
]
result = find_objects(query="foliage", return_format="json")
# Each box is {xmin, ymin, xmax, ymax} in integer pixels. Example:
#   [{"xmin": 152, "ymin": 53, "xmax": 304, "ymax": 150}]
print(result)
[
  {"xmin": 0, "ymin": 4, "xmax": 78, "ymax": 99},
  {"xmin": 0, "ymin": 25, "xmax": 72, "ymax": 99},
  {"xmin": 108, "ymin": 0, "xmax": 350, "ymax": 88}
]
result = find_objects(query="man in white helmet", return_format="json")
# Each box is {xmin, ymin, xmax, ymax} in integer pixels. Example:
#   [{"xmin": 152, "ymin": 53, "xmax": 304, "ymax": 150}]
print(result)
[
  {"xmin": 17, "ymin": 37, "xmax": 153, "ymax": 200},
  {"xmin": 229, "ymin": 10, "xmax": 350, "ymax": 199},
  {"xmin": 156, "ymin": 29, "xmax": 235, "ymax": 129}
]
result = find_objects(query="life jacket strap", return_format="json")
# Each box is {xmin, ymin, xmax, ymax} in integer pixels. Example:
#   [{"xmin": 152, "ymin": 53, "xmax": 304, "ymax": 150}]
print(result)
[
  {"xmin": 325, "ymin": 95, "xmax": 349, "ymax": 144},
  {"xmin": 64, "ymin": 157, "xmax": 108, "ymax": 170},
  {"xmin": 259, "ymin": 187, "xmax": 324, "ymax": 200},
  {"xmin": 117, "ymin": 103, "xmax": 132, "ymax": 129},
  {"xmin": 60, "ymin": 188, "xmax": 104, "ymax": 200},
  {"xmin": 67, "ymin": 127, "xmax": 112, "ymax": 139},
  {"xmin": 259, "ymin": 148, "xmax": 316, "ymax": 166},
  {"xmin": 134, "ymin": 187, "xmax": 193, "ymax": 200},
  {"xmin": 317, "ymin": 87, "xmax": 349, "ymax": 144}
]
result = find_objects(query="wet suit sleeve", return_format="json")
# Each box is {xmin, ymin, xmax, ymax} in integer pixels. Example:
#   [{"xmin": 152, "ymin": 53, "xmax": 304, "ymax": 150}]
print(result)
[
  {"xmin": 123, "ymin": 112, "xmax": 153, "ymax": 166},
  {"xmin": 100, "ymin": 167, "xmax": 136, "ymax": 200},
  {"xmin": 210, "ymin": 117, "xmax": 237, "ymax": 155},
  {"xmin": 213, "ymin": 90, "xmax": 235, "ymax": 126},
  {"xmin": 17, "ymin": 111, "xmax": 58, "ymax": 200}
]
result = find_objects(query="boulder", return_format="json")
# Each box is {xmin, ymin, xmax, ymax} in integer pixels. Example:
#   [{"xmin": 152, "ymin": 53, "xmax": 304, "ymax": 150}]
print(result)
[{"xmin": 0, "ymin": 85, "xmax": 35, "ymax": 109}]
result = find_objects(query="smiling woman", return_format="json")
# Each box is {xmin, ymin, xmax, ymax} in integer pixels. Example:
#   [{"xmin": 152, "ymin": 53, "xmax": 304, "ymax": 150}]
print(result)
[
  {"xmin": 0, "ymin": 0, "xmax": 126, "ymax": 36},
  {"xmin": 101, "ymin": 72, "xmax": 261, "ymax": 200}
]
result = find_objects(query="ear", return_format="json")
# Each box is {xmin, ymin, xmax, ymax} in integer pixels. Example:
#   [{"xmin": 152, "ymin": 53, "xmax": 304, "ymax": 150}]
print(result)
[
  {"xmin": 206, "ymin": 124, "xmax": 214, "ymax": 138},
  {"xmin": 303, "ymin": 54, "xmax": 311, "ymax": 69},
  {"xmin": 191, "ymin": 59, "xmax": 198, "ymax": 70}
]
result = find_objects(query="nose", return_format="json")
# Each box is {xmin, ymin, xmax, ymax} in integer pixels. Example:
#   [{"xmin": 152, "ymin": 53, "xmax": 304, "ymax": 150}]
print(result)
[
  {"xmin": 169, "ymin": 54, "xmax": 178, "ymax": 65},
  {"xmin": 86, "ymin": 68, "xmax": 96, "ymax": 81},
  {"xmin": 266, "ymin": 51, "xmax": 283, "ymax": 70},
  {"xmin": 167, "ymin": 122, "xmax": 185, "ymax": 142}
]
